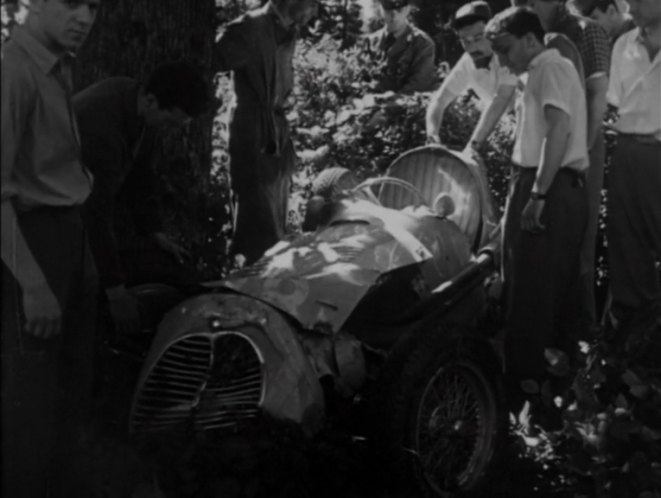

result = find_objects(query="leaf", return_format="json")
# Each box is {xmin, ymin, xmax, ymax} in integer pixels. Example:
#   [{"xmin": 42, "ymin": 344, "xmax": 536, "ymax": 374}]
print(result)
[
  {"xmin": 630, "ymin": 384, "xmax": 650, "ymax": 399},
  {"xmin": 622, "ymin": 369, "xmax": 643, "ymax": 387},
  {"xmin": 545, "ymin": 348, "xmax": 571, "ymax": 376},
  {"xmin": 615, "ymin": 394, "xmax": 629, "ymax": 410},
  {"xmin": 521, "ymin": 379, "xmax": 540, "ymax": 394}
]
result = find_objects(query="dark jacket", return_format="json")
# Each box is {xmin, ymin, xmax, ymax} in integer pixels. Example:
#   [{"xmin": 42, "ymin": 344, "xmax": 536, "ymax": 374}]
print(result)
[
  {"xmin": 365, "ymin": 24, "xmax": 436, "ymax": 94},
  {"xmin": 74, "ymin": 77, "xmax": 160, "ymax": 288}
]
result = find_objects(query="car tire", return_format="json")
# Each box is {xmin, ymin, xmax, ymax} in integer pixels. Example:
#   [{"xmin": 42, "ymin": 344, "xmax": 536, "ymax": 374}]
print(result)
[{"xmin": 370, "ymin": 323, "xmax": 506, "ymax": 497}]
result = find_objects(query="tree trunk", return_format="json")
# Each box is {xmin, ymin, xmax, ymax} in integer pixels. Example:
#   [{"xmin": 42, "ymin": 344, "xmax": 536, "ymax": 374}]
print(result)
[{"xmin": 75, "ymin": 0, "xmax": 217, "ymax": 175}]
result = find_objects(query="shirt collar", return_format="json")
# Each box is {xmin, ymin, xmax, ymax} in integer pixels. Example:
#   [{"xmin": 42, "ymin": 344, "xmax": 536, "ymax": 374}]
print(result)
[
  {"xmin": 527, "ymin": 47, "xmax": 557, "ymax": 71},
  {"xmin": 10, "ymin": 26, "xmax": 61, "ymax": 75}
]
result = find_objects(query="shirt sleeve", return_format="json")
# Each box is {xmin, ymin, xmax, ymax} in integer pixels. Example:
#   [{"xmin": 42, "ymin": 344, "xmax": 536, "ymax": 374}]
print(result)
[
  {"xmin": 437, "ymin": 53, "xmax": 471, "ymax": 99},
  {"xmin": 123, "ymin": 134, "xmax": 164, "ymax": 237},
  {"xmin": 216, "ymin": 16, "xmax": 252, "ymax": 71},
  {"xmin": 606, "ymin": 36, "xmax": 625, "ymax": 107},
  {"xmin": 580, "ymin": 21, "xmax": 610, "ymax": 79},
  {"xmin": 80, "ymin": 131, "xmax": 127, "ymax": 288},
  {"xmin": 537, "ymin": 61, "xmax": 573, "ymax": 117},
  {"xmin": 399, "ymin": 37, "xmax": 436, "ymax": 93},
  {"xmin": 545, "ymin": 33, "xmax": 585, "ymax": 85},
  {"xmin": 1, "ymin": 58, "xmax": 34, "ymax": 202}
]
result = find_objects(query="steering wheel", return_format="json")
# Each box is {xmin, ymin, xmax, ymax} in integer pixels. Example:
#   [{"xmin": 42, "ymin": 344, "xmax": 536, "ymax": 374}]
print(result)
[{"xmin": 352, "ymin": 176, "xmax": 428, "ymax": 207}]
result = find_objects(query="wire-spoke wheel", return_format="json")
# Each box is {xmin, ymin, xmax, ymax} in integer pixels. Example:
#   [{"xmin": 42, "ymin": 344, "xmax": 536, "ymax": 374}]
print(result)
[
  {"xmin": 414, "ymin": 360, "xmax": 499, "ymax": 494},
  {"xmin": 370, "ymin": 323, "xmax": 505, "ymax": 498}
]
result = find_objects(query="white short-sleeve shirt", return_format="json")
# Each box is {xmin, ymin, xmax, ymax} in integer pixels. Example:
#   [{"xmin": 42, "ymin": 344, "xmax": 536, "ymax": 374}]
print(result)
[
  {"xmin": 439, "ymin": 52, "xmax": 518, "ymax": 105},
  {"xmin": 607, "ymin": 28, "xmax": 661, "ymax": 141},
  {"xmin": 513, "ymin": 49, "xmax": 588, "ymax": 171}
]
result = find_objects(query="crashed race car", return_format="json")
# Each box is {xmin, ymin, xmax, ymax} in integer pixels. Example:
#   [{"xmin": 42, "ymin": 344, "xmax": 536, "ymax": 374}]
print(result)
[{"xmin": 128, "ymin": 145, "xmax": 507, "ymax": 496}]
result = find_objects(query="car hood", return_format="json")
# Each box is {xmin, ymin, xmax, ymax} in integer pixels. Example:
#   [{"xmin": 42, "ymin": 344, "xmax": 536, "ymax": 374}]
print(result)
[{"xmin": 208, "ymin": 199, "xmax": 471, "ymax": 333}]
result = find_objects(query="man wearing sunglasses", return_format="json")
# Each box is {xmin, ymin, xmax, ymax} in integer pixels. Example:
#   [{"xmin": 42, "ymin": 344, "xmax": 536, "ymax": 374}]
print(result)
[{"xmin": 426, "ymin": 1, "xmax": 518, "ymax": 153}]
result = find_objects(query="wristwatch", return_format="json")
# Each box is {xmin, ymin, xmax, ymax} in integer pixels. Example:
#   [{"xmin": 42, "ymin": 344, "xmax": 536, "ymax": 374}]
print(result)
[{"xmin": 530, "ymin": 191, "xmax": 548, "ymax": 201}]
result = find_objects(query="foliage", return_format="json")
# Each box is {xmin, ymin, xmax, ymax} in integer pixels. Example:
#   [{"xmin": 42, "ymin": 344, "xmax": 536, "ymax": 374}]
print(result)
[{"xmin": 512, "ymin": 316, "xmax": 661, "ymax": 497}]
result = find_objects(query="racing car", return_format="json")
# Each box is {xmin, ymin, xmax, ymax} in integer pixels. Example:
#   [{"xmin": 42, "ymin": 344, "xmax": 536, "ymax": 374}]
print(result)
[{"xmin": 127, "ymin": 145, "xmax": 507, "ymax": 496}]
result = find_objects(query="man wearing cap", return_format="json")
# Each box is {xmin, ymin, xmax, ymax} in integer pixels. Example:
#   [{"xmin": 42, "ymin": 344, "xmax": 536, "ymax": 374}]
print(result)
[
  {"xmin": 485, "ymin": 7, "xmax": 589, "ymax": 398},
  {"xmin": 528, "ymin": 0, "xmax": 611, "ymax": 336},
  {"xmin": 365, "ymin": 0, "xmax": 436, "ymax": 94},
  {"xmin": 573, "ymin": 0, "xmax": 636, "ymax": 43},
  {"xmin": 605, "ymin": 0, "xmax": 661, "ymax": 332},
  {"xmin": 426, "ymin": 1, "xmax": 518, "ymax": 153}
]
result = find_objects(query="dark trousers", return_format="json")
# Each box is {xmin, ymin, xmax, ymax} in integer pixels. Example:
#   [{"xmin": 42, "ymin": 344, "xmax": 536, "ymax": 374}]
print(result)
[
  {"xmin": 1, "ymin": 206, "xmax": 98, "ymax": 498},
  {"xmin": 230, "ymin": 143, "xmax": 295, "ymax": 266},
  {"xmin": 607, "ymin": 135, "xmax": 661, "ymax": 317},
  {"xmin": 578, "ymin": 129, "xmax": 605, "ymax": 329},
  {"xmin": 502, "ymin": 167, "xmax": 587, "ymax": 382}
]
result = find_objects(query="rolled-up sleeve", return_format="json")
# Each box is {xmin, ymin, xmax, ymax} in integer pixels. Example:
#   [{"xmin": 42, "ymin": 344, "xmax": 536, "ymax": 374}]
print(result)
[{"xmin": 1, "ymin": 60, "xmax": 34, "ymax": 201}]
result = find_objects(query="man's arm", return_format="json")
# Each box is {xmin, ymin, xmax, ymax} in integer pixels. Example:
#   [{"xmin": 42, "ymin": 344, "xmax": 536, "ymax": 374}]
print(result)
[
  {"xmin": 468, "ymin": 83, "xmax": 516, "ymax": 150},
  {"xmin": 425, "ymin": 57, "xmax": 468, "ymax": 141},
  {"xmin": 585, "ymin": 74, "xmax": 608, "ymax": 149},
  {"xmin": 581, "ymin": 22, "xmax": 611, "ymax": 149},
  {"xmin": 1, "ymin": 63, "xmax": 61, "ymax": 338},
  {"xmin": 399, "ymin": 38, "xmax": 436, "ymax": 94},
  {"xmin": 216, "ymin": 17, "xmax": 250, "ymax": 71},
  {"xmin": 80, "ymin": 132, "xmax": 140, "ymax": 333},
  {"xmin": 521, "ymin": 105, "xmax": 571, "ymax": 232}
]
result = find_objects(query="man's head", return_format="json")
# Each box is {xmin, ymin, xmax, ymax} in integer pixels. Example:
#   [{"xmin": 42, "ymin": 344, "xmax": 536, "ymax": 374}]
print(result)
[
  {"xmin": 452, "ymin": 1, "xmax": 493, "ymax": 66},
  {"xmin": 573, "ymin": 0, "xmax": 625, "ymax": 37},
  {"xmin": 625, "ymin": 0, "xmax": 661, "ymax": 29},
  {"xmin": 141, "ymin": 62, "xmax": 209, "ymax": 132},
  {"xmin": 275, "ymin": 0, "xmax": 318, "ymax": 27},
  {"xmin": 26, "ymin": 0, "xmax": 100, "ymax": 54},
  {"xmin": 377, "ymin": 0, "xmax": 411, "ymax": 35},
  {"xmin": 485, "ymin": 7, "xmax": 546, "ymax": 75},
  {"xmin": 526, "ymin": 0, "xmax": 561, "ymax": 31}
]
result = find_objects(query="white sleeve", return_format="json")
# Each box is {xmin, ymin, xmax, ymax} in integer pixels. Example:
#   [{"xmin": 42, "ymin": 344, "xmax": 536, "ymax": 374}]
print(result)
[
  {"xmin": 437, "ymin": 53, "xmax": 472, "ymax": 98},
  {"xmin": 538, "ymin": 61, "xmax": 573, "ymax": 117},
  {"xmin": 607, "ymin": 36, "xmax": 625, "ymax": 107}
]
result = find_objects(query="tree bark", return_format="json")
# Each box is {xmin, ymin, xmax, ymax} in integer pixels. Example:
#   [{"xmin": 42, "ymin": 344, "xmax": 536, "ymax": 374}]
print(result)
[{"xmin": 75, "ymin": 0, "xmax": 218, "ymax": 175}]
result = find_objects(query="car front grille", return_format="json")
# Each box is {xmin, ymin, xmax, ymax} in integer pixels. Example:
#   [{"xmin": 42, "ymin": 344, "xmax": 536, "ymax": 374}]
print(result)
[{"xmin": 131, "ymin": 332, "xmax": 264, "ymax": 436}]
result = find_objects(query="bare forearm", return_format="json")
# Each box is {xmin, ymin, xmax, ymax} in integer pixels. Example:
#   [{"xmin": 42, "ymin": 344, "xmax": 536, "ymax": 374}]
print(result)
[
  {"xmin": 535, "ymin": 117, "xmax": 570, "ymax": 194},
  {"xmin": 586, "ymin": 76, "xmax": 608, "ymax": 149},
  {"xmin": 470, "ymin": 90, "xmax": 514, "ymax": 146},
  {"xmin": 425, "ymin": 90, "xmax": 456, "ymax": 137},
  {"xmin": 1, "ymin": 200, "xmax": 48, "ymax": 291}
]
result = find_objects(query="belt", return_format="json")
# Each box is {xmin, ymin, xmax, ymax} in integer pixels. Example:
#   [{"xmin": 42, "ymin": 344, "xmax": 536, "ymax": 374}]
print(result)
[
  {"xmin": 618, "ymin": 132, "xmax": 661, "ymax": 145},
  {"xmin": 511, "ymin": 164, "xmax": 586, "ymax": 187}
]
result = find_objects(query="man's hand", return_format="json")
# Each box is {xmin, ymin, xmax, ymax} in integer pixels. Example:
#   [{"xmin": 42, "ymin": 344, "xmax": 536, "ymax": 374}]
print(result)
[
  {"xmin": 521, "ymin": 199, "xmax": 546, "ymax": 233},
  {"xmin": 152, "ymin": 232, "xmax": 190, "ymax": 264},
  {"xmin": 106, "ymin": 285, "xmax": 141, "ymax": 334},
  {"xmin": 23, "ymin": 282, "xmax": 62, "ymax": 339}
]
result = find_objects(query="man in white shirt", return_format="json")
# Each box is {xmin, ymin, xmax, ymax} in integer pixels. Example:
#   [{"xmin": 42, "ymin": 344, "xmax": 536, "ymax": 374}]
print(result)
[
  {"xmin": 606, "ymin": 0, "xmax": 661, "ymax": 331},
  {"xmin": 486, "ymin": 7, "xmax": 589, "ymax": 394},
  {"xmin": 425, "ymin": 1, "xmax": 518, "ymax": 152}
]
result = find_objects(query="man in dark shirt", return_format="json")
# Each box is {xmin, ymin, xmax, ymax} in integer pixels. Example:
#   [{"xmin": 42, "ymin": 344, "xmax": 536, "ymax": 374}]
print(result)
[
  {"xmin": 364, "ymin": 0, "xmax": 437, "ymax": 94},
  {"xmin": 529, "ymin": 0, "xmax": 611, "ymax": 335},
  {"xmin": 216, "ymin": 0, "xmax": 318, "ymax": 265},
  {"xmin": 75, "ymin": 62, "xmax": 208, "ymax": 334},
  {"xmin": 574, "ymin": 0, "xmax": 637, "ymax": 42}
]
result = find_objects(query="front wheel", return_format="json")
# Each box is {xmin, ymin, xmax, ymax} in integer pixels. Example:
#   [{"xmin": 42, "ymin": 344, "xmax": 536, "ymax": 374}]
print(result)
[{"xmin": 371, "ymin": 325, "xmax": 505, "ymax": 497}]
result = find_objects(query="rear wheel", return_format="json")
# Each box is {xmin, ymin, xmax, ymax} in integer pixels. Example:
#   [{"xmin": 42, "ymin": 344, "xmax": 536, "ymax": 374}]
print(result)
[{"xmin": 371, "ymin": 324, "xmax": 505, "ymax": 497}]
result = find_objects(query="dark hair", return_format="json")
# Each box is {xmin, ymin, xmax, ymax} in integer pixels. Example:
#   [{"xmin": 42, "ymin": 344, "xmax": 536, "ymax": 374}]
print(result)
[
  {"xmin": 486, "ymin": 6, "xmax": 546, "ymax": 43},
  {"xmin": 572, "ymin": 0, "xmax": 618, "ymax": 16},
  {"xmin": 144, "ymin": 62, "xmax": 209, "ymax": 117}
]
